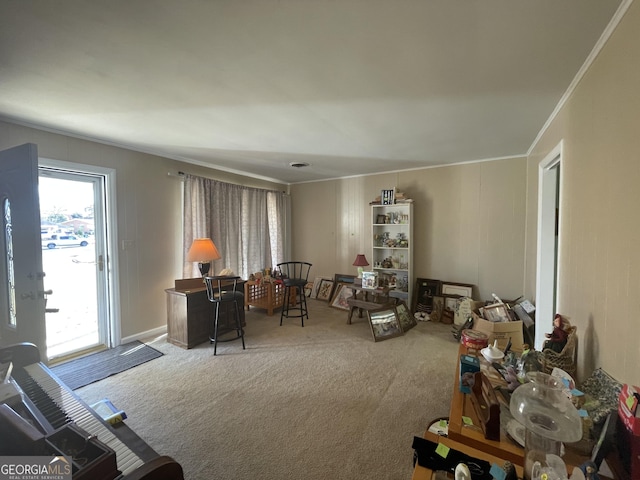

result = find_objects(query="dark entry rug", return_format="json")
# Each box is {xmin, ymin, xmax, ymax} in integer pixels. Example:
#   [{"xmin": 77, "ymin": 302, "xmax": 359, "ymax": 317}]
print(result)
[{"xmin": 51, "ymin": 341, "xmax": 163, "ymax": 390}]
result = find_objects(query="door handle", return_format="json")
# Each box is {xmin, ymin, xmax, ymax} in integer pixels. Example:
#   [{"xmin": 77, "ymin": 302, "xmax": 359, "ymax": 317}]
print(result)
[
  {"xmin": 77, "ymin": 255, "xmax": 104, "ymax": 271},
  {"xmin": 39, "ymin": 289, "xmax": 53, "ymax": 299}
]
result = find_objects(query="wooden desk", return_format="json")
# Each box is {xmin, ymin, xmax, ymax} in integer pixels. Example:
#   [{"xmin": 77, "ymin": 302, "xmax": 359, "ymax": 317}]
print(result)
[{"xmin": 165, "ymin": 284, "xmax": 245, "ymax": 349}]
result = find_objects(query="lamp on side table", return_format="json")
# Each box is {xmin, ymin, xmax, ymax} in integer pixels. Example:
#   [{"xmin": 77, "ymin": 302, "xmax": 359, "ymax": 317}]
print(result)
[{"xmin": 186, "ymin": 238, "xmax": 221, "ymax": 277}]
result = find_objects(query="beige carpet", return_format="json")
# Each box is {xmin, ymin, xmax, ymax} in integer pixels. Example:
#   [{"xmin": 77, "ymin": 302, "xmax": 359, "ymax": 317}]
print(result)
[{"xmin": 77, "ymin": 299, "xmax": 460, "ymax": 480}]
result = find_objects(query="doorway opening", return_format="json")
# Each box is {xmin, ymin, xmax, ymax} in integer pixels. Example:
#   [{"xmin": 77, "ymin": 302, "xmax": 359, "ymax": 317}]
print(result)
[
  {"xmin": 39, "ymin": 164, "xmax": 115, "ymax": 362},
  {"xmin": 535, "ymin": 142, "xmax": 562, "ymax": 349}
]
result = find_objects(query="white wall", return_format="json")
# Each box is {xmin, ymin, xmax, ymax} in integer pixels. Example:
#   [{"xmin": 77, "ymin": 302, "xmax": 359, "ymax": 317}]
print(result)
[{"xmin": 525, "ymin": 1, "xmax": 640, "ymax": 385}]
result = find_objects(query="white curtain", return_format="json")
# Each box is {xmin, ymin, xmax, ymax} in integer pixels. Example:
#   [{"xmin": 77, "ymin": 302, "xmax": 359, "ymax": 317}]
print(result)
[{"xmin": 183, "ymin": 175, "xmax": 290, "ymax": 279}]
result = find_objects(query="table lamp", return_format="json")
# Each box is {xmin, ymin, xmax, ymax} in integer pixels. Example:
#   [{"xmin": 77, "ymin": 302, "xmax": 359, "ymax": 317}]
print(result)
[
  {"xmin": 186, "ymin": 238, "xmax": 221, "ymax": 277},
  {"xmin": 352, "ymin": 254, "xmax": 369, "ymax": 278}
]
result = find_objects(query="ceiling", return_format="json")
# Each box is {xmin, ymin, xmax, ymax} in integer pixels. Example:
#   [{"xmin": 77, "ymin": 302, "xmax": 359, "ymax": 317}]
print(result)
[{"xmin": 0, "ymin": 1, "xmax": 625, "ymax": 184}]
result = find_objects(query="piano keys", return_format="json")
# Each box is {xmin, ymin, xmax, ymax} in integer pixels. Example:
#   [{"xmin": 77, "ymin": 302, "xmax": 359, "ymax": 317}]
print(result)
[{"xmin": 0, "ymin": 342, "xmax": 183, "ymax": 480}]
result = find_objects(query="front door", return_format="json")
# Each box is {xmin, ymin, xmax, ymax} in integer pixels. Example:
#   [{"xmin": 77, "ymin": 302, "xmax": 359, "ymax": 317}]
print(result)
[{"xmin": 0, "ymin": 143, "xmax": 47, "ymax": 360}]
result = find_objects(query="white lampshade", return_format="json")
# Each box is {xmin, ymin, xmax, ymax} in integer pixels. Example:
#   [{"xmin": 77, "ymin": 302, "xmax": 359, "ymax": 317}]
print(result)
[
  {"xmin": 186, "ymin": 238, "xmax": 221, "ymax": 262},
  {"xmin": 186, "ymin": 238, "xmax": 221, "ymax": 277}
]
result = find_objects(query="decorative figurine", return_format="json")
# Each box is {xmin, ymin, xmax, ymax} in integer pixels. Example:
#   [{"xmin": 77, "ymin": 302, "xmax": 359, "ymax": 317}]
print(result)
[{"xmin": 543, "ymin": 313, "xmax": 569, "ymax": 353}]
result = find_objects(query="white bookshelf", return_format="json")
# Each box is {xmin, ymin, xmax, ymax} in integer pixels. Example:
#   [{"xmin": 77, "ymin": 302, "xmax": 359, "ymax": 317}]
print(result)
[{"xmin": 371, "ymin": 202, "xmax": 413, "ymax": 307}]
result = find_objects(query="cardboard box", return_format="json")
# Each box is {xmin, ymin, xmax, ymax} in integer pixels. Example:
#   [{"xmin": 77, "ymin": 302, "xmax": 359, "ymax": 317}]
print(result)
[{"xmin": 472, "ymin": 312, "xmax": 523, "ymax": 353}]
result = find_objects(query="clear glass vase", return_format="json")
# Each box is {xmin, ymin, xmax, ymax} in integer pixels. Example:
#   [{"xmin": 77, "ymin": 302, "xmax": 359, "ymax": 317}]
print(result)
[{"xmin": 509, "ymin": 372, "xmax": 581, "ymax": 479}]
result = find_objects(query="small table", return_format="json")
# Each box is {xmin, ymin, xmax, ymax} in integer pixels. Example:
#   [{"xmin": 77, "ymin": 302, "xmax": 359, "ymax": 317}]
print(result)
[{"xmin": 345, "ymin": 285, "xmax": 396, "ymax": 324}]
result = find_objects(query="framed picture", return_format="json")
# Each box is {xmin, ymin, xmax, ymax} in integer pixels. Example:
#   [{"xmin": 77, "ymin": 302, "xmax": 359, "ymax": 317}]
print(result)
[
  {"xmin": 381, "ymin": 188, "xmax": 395, "ymax": 205},
  {"xmin": 412, "ymin": 278, "xmax": 442, "ymax": 314},
  {"xmin": 334, "ymin": 273, "xmax": 356, "ymax": 284},
  {"xmin": 395, "ymin": 301, "xmax": 417, "ymax": 332},
  {"xmin": 482, "ymin": 303, "xmax": 510, "ymax": 322},
  {"xmin": 431, "ymin": 295, "xmax": 445, "ymax": 322},
  {"xmin": 444, "ymin": 295, "xmax": 459, "ymax": 312},
  {"xmin": 310, "ymin": 276, "xmax": 330, "ymax": 298},
  {"xmin": 304, "ymin": 282, "xmax": 314, "ymax": 297},
  {"xmin": 367, "ymin": 308, "xmax": 404, "ymax": 342},
  {"xmin": 330, "ymin": 283, "xmax": 354, "ymax": 310},
  {"xmin": 376, "ymin": 214, "xmax": 387, "ymax": 224},
  {"xmin": 441, "ymin": 282, "xmax": 474, "ymax": 298},
  {"xmin": 329, "ymin": 273, "xmax": 356, "ymax": 300},
  {"xmin": 316, "ymin": 279, "xmax": 335, "ymax": 301}
]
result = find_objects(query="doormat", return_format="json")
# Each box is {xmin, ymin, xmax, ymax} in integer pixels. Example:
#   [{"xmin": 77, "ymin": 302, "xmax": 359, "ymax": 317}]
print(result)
[{"xmin": 51, "ymin": 340, "xmax": 163, "ymax": 390}]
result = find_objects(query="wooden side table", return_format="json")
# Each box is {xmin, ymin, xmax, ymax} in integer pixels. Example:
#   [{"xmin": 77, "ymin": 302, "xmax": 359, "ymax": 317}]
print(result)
[{"xmin": 345, "ymin": 285, "xmax": 396, "ymax": 324}]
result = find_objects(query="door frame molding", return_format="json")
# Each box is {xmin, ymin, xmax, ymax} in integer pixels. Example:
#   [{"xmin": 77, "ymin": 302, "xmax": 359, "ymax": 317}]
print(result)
[
  {"xmin": 535, "ymin": 141, "xmax": 562, "ymax": 350},
  {"xmin": 39, "ymin": 158, "xmax": 122, "ymax": 347}
]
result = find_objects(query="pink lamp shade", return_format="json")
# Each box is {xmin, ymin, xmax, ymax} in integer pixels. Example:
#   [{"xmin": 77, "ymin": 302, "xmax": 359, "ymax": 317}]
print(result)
[
  {"xmin": 352, "ymin": 254, "xmax": 369, "ymax": 267},
  {"xmin": 352, "ymin": 254, "xmax": 369, "ymax": 279},
  {"xmin": 186, "ymin": 238, "xmax": 221, "ymax": 276}
]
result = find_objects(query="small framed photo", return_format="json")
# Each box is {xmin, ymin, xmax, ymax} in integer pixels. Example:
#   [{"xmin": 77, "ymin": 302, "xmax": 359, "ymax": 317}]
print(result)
[
  {"xmin": 316, "ymin": 279, "xmax": 335, "ymax": 301},
  {"xmin": 376, "ymin": 214, "xmax": 387, "ymax": 224},
  {"xmin": 482, "ymin": 303, "xmax": 510, "ymax": 322},
  {"xmin": 395, "ymin": 301, "xmax": 417, "ymax": 332},
  {"xmin": 441, "ymin": 282, "xmax": 474, "ymax": 298},
  {"xmin": 381, "ymin": 188, "xmax": 395, "ymax": 205},
  {"xmin": 361, "ymin": 271, "xmax": 378, "ymax": 289},
  {"xmin": 330, "ymin": 283, "xmax": 354, "ymax": 310},
  {"xmin": 412, "ymin": 278, "xmax": 442, "ymax": 314},
  {"xmin": 367, "ymin": 308, "xmax": 404, "ymax": 342}
]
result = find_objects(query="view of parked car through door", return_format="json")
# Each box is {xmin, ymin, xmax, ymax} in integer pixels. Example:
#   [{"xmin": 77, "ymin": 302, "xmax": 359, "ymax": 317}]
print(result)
[{"xmin": 39, "ymin": 169, "xmax": 109, "ymax": 361}]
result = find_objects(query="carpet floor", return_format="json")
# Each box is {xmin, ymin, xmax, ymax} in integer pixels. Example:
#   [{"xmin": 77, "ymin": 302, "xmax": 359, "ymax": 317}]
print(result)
[
  {"xmin": 51, "ymin": 340, "xmax": 164, "ymax": 390},
  {"xmin": 76, "ymin": 300, "xmax": 460, "ymax": 480}
]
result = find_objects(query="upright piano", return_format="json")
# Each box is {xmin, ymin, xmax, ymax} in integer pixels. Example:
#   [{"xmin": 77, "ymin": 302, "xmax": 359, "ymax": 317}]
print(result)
[{"xmin": 0, "ymin": 343, "xmax": 183, "ymax": 480}]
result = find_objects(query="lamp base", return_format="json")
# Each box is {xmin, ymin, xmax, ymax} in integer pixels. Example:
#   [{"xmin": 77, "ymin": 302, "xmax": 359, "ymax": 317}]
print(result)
[{"xmin": 198, "ymin": 262, "xmax": 211, "ymax": 277}]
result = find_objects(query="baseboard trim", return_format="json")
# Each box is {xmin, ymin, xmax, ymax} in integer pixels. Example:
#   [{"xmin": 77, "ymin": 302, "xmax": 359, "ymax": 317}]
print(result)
[{"xmin": 120, "ymin": 326, "xmax": 167, "ymax": 346}]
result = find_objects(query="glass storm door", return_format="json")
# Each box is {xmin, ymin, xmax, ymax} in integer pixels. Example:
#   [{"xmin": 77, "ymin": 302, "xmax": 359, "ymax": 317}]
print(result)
[{"xmin": 39, "ymin": 167, "xmax": 110, "ymax": 361}]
